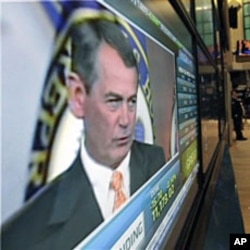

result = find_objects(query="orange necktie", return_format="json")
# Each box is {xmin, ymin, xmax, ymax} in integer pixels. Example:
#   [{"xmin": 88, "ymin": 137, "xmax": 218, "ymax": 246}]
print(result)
[{"xmin": 111, "ymin": 171, "xmax": 127, "ymax": 212}]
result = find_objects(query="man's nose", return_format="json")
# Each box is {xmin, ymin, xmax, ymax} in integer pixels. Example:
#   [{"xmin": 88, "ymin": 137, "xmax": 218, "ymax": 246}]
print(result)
[{"xmin": 119, "ymin": 104, "xmax": 130, "ymax": 127}]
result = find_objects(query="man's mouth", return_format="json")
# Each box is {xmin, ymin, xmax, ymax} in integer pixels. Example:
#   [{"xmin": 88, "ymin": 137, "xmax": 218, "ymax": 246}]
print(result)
[{"xmin": 116, "ymin": 136, "xmax": 131, "ymax": 145}]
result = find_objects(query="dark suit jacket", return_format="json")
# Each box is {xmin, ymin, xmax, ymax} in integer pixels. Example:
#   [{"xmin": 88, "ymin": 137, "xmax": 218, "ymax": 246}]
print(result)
[
  {"xmin": 232, "ymin": 97, "xmax": 243, "ymax": 131},
  {"xmin": 1, "ymin": 141, "xmax": 165, "ymax": 250}
]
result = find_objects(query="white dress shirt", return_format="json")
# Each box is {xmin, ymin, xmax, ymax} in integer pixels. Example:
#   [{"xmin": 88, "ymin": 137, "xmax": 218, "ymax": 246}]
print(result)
[{"xmin": 80, "ymin": 139, "xmax": 131, "ymax": 219}]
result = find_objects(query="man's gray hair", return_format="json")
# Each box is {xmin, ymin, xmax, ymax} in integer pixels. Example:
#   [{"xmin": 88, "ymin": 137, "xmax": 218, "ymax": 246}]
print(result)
[{"xmin": 70, "ymin": 18, "xmax": 138, "ymax": 93}]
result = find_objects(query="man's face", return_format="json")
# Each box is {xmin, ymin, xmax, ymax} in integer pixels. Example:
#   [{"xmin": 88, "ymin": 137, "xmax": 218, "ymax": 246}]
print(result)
[
  {"xmin": 84, "ymin": 43, "xmax": 138, "ymax": 168},
  {"xmin": 232, "ymin": 91, "xmax": 238, "ymax": 99}
]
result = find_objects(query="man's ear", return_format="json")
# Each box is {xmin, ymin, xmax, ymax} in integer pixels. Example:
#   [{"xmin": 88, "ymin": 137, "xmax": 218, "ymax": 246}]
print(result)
[{"xmin": 67, "ymin": 72, "xmax": 86, "ymax": 118}]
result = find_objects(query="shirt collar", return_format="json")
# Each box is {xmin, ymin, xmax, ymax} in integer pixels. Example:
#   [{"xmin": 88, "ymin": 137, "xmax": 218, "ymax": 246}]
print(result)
[{"xmin": 80, "ymin": 139, "xmax": 131, "ymax": 195}]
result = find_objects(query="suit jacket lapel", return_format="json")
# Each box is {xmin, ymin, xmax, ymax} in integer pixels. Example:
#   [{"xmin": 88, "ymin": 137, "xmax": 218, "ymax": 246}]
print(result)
[
  {"xmin": 130, "ymin": 141, "xmax": 147, "ymax": 195},
  {"xmin": 48, "ymin": 153, "xmax": 104, "ymax": 249},
  {"xmin": 46, "ymin": 142, "xmax": 154, "ymax": 248},
  {"xmin": 49, "ymin": 142, "xmax": 147, "ymax": 222}
]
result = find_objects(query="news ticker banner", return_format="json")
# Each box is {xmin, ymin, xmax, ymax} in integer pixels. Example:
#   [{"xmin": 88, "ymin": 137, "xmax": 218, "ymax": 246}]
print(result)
[
  {"xmin": 147, "ymin": 162, "xmax": 199, "ymax": 249},
  {"xmin": 74, "ymin": 158, "xmax": 182, "ymax": 249}
]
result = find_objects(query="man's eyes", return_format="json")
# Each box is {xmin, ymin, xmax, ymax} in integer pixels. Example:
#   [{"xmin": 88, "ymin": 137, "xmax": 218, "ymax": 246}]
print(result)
[
  {"xmin": 107, "ymin": 99, "xmax": 121, "ymax": 108},
  {"xmin": 107, "ymin": 98, "xmax": 120, "ymax": 104},
  {"xmin": 106, "ymin": 98, "xmax": 137, "ymax": 110},
  {"xmin": 128, "ymin": 98, "xmax": 137, "ymax": 108}
]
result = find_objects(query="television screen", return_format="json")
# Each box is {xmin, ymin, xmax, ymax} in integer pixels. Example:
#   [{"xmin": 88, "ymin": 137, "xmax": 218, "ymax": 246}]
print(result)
[
  {"xmin": 237, "ymin": 40, "xmax": 250, "ymax": 56},
  {"xmin": 1, "ymin": 1, "xmax": 199, "ymax": 249}
]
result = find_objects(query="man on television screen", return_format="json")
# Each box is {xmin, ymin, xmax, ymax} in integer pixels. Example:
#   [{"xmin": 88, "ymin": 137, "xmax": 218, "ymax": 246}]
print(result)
[{"xmin": 1, "ymin": 17, "xmax": 166, "ymax": 250}]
